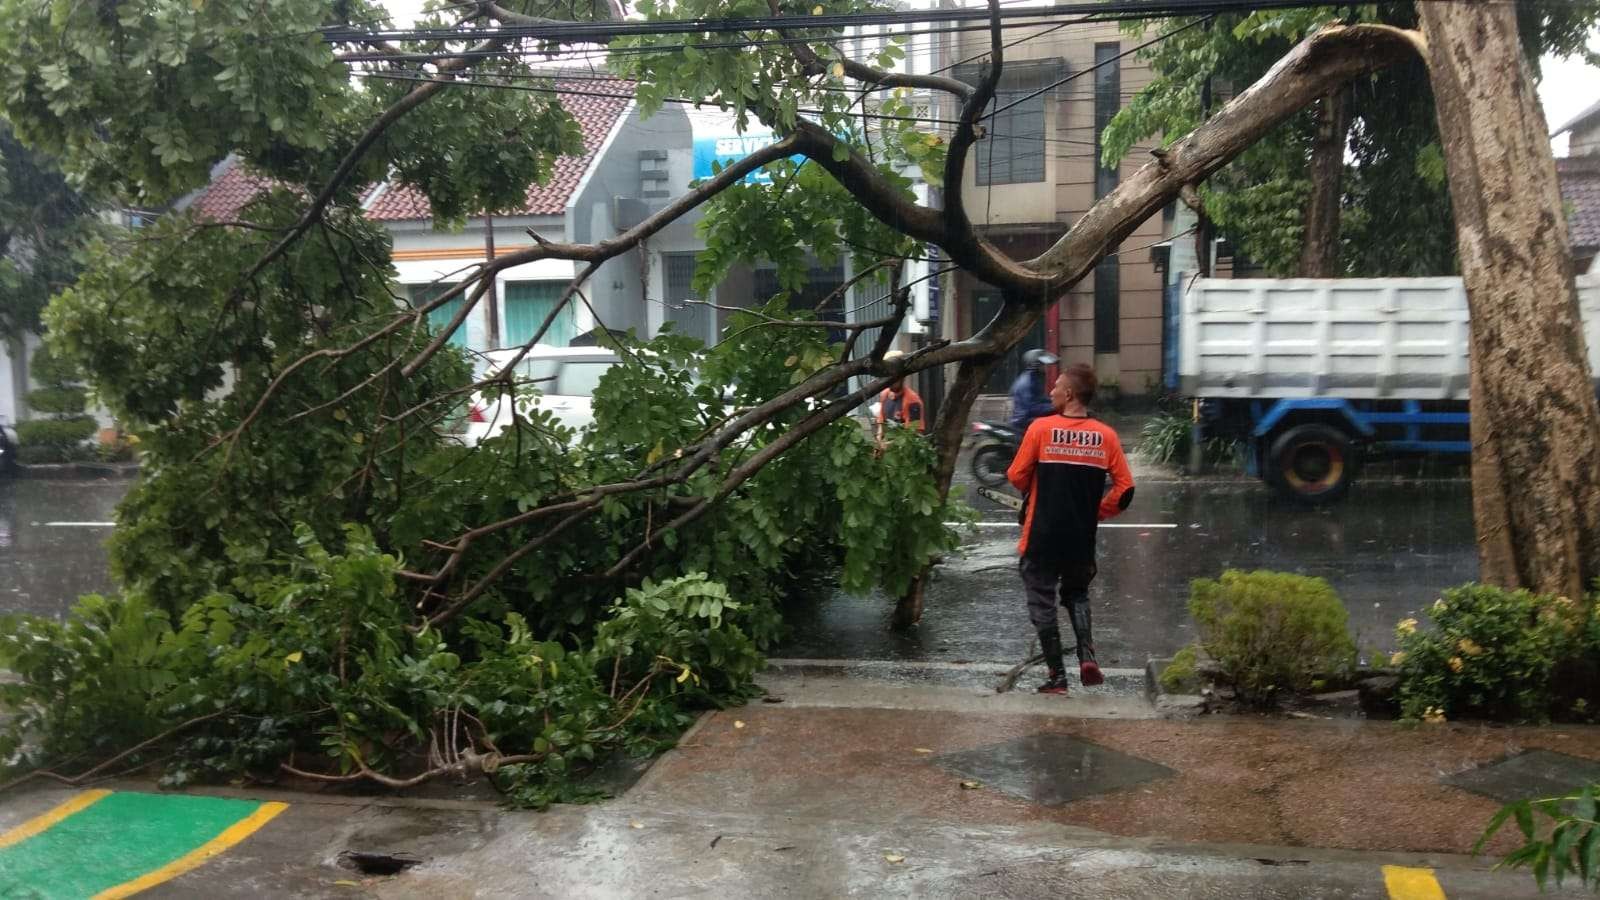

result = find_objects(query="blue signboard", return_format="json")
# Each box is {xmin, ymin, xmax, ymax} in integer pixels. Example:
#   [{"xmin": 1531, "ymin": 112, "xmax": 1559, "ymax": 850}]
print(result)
[{"xmin": 691, "ymin": 132, "xmax": 804, "ymax": 184}]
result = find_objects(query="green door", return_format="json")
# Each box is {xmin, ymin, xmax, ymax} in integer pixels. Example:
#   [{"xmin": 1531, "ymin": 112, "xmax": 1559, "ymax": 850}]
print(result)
[
  {"xmin": 505, "ymin": 281, "xmax": 576, "ymax": 348},
  {"xmin": 411, "ymin": 284, "xmax": 467, "ymax": 349}
]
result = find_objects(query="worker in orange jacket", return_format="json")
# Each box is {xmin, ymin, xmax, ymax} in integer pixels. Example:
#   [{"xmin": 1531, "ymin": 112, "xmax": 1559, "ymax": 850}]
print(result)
[
  {"xmin": 1006, "ymin": 363, "xmax": 1135, "ymax": 695},
  {"xmin": 874, "ymin": 350, "xmax": 926, "ymax": 444}
]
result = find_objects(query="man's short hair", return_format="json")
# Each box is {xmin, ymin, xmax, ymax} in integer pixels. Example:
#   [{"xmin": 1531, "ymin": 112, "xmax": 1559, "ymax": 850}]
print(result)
[{"xmin": 1063, "ymin": 363, "xmax": 1097, "ymax": 405}]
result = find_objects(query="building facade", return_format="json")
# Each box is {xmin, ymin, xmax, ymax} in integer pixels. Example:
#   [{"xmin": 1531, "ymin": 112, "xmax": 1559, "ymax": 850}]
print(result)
[{"xmin": 942, "ymin": 18, "xmax": 1172, "ymax": 399}]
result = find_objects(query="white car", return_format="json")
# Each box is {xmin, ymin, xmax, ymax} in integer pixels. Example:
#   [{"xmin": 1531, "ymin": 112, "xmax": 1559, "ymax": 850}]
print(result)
[{"xmin": 458, "ymin": 347, "xmax": 620, "ymax": 446}]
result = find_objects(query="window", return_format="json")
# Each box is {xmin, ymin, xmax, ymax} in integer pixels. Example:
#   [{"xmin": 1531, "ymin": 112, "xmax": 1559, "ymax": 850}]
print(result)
[
  {"xmin": 663, "ymin": 254, "xmax": 711, "ymax": 343},
  {"xmin": 1093, "ymin": 43, "xmax": 1122, "ymax": 200},
  {"xmin": 554, "ymin": 360, "xmax": 617, "ymax": 397},
  {"xmin": 977, "ymin": 81, "xmax": 1046, "ymax": 185},
  {"xmin": 1094, "ymin": 255, "xmax": 1120, "ymax": 352},
  {"xmin": 504, "ymin": 281, "xmax": 576, "ymax": 348},
  {"xmin": 410, "ymin": 284, "xmax": 466, "ymax": 349}
]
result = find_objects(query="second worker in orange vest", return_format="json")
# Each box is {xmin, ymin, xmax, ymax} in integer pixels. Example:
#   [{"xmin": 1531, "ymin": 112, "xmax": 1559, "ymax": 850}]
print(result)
[
  {"xmin": 874, "ymin": 350, "xmax": 926, "ymax": 444},
  {"xmin": 1006, "ymin": 363, "xmax": 1135, "ymax": 695}
]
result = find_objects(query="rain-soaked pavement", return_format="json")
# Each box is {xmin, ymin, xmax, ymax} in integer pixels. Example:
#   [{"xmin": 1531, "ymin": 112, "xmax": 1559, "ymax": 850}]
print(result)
[{"xmin": 0, "ymin": 473, "xmax": 1476, "ymax": 667}]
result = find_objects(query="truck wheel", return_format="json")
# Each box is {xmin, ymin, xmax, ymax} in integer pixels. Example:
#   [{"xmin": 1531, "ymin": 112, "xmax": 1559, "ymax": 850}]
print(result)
[
  {"xmin": 971, "ymin": 444, "xmax": 1013, "ymax": 488},
  {"xmin": 1266, "ymin": 424, "xmax": 1359, "ymax": 504}
]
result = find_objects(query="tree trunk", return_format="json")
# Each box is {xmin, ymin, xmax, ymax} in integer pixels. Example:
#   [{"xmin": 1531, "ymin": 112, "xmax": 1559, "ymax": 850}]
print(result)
[
  {"xmin": 892, "ymin": 354, "xmax": 998, "ymax": 628},
  {"xmin": 1298, "ymin": 88, "xmax": 1351, "ymax": 277},
  {"xmin": 1419, "ymin": 1, "xmax": 1600, "ymax": 598},
  {"xmin": 892, "ymin": 294, "xmax": 1043, "ymax": 628}
]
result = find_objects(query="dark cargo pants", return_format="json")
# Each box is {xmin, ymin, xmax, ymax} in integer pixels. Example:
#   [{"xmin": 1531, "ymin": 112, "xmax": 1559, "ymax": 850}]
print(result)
[{"xmin": 1019, "ymin": 556, "xmax": 1097, "ymax": 630}]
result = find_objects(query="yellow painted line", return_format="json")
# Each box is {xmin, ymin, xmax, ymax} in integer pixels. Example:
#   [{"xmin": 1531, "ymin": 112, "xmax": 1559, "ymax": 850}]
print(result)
[
  {"xmin": 0, "ymin": 789, "xmax": 113, "ymax": 849},
  {"xmin": 91, "ymin": 801, "xmax": 289, "ymax": 900},
  {"xmin": 1383, "ymin": 865, "xmax": 1447, "ymax": 900}
]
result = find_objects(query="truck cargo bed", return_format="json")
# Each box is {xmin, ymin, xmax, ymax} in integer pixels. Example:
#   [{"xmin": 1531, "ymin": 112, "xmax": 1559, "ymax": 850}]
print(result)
[{"xmin": 1178, "ymin": 275, "xmax": 1600, "ymax": 400}]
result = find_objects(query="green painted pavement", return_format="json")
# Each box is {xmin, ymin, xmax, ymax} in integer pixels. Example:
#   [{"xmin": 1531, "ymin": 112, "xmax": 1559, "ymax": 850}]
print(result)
[{"xmin": 0, "ymin": 792, "xmax": 264, "ymax": 899}]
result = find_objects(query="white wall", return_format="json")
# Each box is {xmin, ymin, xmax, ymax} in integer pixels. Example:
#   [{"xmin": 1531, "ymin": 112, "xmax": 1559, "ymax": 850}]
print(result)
[{"xmin": 385, "ymin": 216, "xmax": 586, "ymax": 355}]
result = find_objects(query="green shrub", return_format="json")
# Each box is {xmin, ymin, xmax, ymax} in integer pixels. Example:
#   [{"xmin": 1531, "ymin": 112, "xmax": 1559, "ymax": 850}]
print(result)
[
  {"xmin": 1137, "ymin": 411, "xmax": 1240, "ymax": 467},
  {"xmin": 0, "ymin": 528, "xmax": 768, "ymax": 807},
  {"xmin": 28, "ymin": 344, "xmax": 79, "ymax": 388},
  {"xmin": 16, "ymin": 415, "xmax": 97, "ymax": 449},
  {"xmin": 1159, "ymin": 643, "xmax": 1201, "ymax": 692},
  {"xmin": 16, "ymin": 443, "xmax": 95, "ymax": 465},
  {"xmin": 1188, "ymin": 569, "xmax": 1356, "ymax": 704},
  {"xmin": 18, "ymin": 343, "xmax": 97, "ymax": 462},
  {"xmin": 1394, "ymin": 584, "xmax": 1595, "ymax": 723},
  {"xmin": 24, "ymin": 386, "xmax": 87, "ymax": 415}
]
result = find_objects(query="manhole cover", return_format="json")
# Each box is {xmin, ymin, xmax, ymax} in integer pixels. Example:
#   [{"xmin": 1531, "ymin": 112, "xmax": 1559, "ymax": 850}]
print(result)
[
  {"xmin": 934, "ymin": 733, "xmax": 1175, "ymax": 806},
  {"xmin": 1445, "ymin": 749, "xmax": 1600, "ymax": 805}
]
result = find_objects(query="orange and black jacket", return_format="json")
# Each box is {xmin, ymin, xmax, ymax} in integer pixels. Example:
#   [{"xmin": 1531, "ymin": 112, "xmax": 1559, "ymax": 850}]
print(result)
[
  {"xmin": 1006, "ymin": 414, "xmax": 1135, "ymax": 563},
  {"xmin": 876, "ymin": 386, "xmax": 926, "ymax": 433}
]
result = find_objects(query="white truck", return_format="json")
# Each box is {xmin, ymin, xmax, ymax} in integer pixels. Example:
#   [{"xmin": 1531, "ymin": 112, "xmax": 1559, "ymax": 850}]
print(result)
[{"xmin": 1179, "ymin": 274, "xmax": 1600, "ymax": 502}]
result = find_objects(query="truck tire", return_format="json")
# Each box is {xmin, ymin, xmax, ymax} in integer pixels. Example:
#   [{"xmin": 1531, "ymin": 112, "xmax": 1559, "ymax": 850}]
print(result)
[{"xmin": 1265, "ymin": 423, "xmax": 1360, "ymax": 504}]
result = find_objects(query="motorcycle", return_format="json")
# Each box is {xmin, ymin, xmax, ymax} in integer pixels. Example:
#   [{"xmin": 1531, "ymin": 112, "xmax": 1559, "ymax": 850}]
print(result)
[{"xmin": 968, "ymin": 420, "xmax": 1020, "ymax": 487}]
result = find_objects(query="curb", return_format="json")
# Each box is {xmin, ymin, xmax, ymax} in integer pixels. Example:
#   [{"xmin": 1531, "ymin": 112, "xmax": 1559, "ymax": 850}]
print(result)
[{"xmin": 11, "ymin": 462, "xmax": 139, "ymax": 480}]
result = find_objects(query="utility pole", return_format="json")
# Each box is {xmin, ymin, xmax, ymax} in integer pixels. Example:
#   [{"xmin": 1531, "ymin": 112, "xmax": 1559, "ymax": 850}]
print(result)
[{"xmin": 483, "ymin": 213, "xmax": 501, "ymax": 347}]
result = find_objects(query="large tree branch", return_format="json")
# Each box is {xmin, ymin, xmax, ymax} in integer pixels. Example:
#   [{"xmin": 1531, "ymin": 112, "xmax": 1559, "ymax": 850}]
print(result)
[
  {"xmin": 1030, "ymin": 23, "xmax": 1420, "ymax": 287},
  {"xmin": 940, "ymin": 0, "xmax": 1005, "ymax": 248},
  {"xmin": 785, "ymin": 120, "xmax": 1048, "ymax": 294}
]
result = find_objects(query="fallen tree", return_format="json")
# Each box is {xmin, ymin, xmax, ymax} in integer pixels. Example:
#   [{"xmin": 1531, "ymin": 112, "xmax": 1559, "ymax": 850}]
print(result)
[{"xmin": 0, "ymin": 0, "xmax": 1592, "ymax": 794}]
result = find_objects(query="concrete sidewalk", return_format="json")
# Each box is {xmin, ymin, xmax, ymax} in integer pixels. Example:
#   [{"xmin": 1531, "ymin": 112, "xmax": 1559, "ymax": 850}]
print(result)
[{"xmin": 2, "ymin": 676, "xmax": 1593, "ymax": 898}]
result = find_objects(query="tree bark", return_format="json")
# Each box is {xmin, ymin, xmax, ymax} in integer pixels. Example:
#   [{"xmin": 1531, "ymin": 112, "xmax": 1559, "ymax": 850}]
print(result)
[
  {"xmin": 892, "ymin": 355, "xmax": 998, "ymax": 628},
  {"xmin": 1299, "ymin": 88, "xmax": 1351, "ymax": 277},
  {"xmin": 892, "ymin": 294, "xmax": 1044, "ymax": 628},
  {"xmin": 1419, "ymin": 1, "xmax": 1600, "ymax": 598}
]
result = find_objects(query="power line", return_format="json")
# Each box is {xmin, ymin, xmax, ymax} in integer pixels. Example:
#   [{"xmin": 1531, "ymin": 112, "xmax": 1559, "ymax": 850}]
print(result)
[
  {"xmin": 333, "ymin": 11, "xmax": 1143, "ymax": 64},
  {"xmin": 322, "ymin": 0, "xmax": 1359, "ymax": 48}
]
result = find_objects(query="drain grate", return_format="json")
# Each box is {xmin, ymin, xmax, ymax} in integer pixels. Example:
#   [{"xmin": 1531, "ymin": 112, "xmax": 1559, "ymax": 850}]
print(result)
[{"xmin": 338, "ymin": 850, "xmax": 423, "ymax": 876}]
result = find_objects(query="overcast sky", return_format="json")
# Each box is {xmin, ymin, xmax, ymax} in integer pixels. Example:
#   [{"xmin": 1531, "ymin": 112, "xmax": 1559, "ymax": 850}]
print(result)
[{"xmin": 382, "ymin": 1, "xmax": 1598, "ymax": 153}]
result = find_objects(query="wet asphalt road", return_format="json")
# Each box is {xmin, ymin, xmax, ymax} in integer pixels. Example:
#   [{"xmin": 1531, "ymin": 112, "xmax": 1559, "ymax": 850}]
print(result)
[
  {"xmin": 0, "ymin": 478, "xmax": 123, "ymax": 618},
  {"xmin": 0, "ymin": 474, "xmax": 1477, "ymax": 666}
]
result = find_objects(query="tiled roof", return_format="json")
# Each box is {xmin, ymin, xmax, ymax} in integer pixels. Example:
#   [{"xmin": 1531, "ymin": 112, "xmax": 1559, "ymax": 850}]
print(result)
[
  {"xmin": 187, "ymin": 81, "xmax": 633, "ymax": 223},
  {"xmin": 364, "ymin": 82, "xmax": 632, "ymax": 221},
  {"xmin": 187, "ymin": 158, "xmax": 275, "ymax": 221},
  {"xmin": 1558, "ymin": 155, "xmax": 1600, "ymax": 252}
]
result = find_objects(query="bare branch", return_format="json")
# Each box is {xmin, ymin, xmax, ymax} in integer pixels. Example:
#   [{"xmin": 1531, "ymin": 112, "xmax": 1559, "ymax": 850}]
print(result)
[
  {"xmin": 603, "ymin": 371, "xmax": 895, "ymax": 578},
  {"xmin": 767, "ymin": 0, "xmax": 974, "ymax": 101},
  {"xmin": 238, "ymin": 34, "xmax": 503, "ymax": 290}
]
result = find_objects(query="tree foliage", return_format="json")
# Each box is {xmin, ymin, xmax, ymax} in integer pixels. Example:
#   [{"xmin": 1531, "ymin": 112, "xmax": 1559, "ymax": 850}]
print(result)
[
  {"xmin": 0, "ymin": 125, "xmax": 99, "ymax": 342},
  {"xmin": 1104, "ymin": 3, "xmax": 1600, "ymax": 277}
]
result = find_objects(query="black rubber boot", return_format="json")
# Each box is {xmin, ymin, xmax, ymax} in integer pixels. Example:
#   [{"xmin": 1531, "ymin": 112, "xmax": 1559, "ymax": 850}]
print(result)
[
  {"xmin": 1065, "ymin": 597, "xmax": 1103, "ymax": 686},
  {"xmin": 1036, "ymin": 626, "xmax": 1068, "ymax": 695}
]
